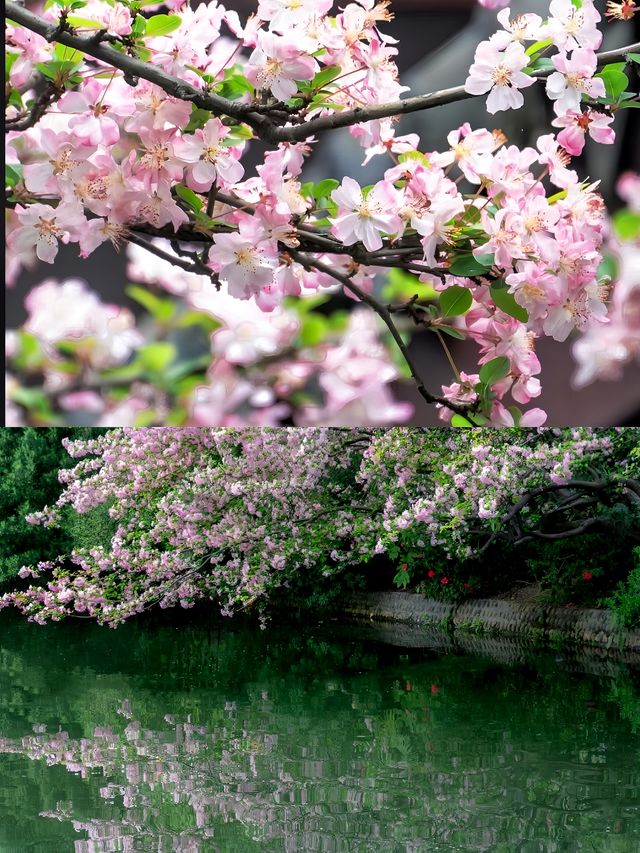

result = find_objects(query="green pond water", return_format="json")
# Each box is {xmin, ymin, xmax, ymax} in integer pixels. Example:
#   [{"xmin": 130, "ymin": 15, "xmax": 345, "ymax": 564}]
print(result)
[{"xmin": 0, "ymin": 611, "xmax": 639, "ymax": 853}]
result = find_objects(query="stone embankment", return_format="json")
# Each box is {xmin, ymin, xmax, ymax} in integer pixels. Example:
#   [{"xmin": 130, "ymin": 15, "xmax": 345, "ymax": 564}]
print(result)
[{"xmin": 342, "ymin": 592, "xmax": 640, "ymax": 660}]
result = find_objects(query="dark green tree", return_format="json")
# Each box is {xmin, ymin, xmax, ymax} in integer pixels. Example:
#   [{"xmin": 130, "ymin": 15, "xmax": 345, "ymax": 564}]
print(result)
[{"xmin": 0, "ymin": 428, "xmax": 108, "ymax": 586}]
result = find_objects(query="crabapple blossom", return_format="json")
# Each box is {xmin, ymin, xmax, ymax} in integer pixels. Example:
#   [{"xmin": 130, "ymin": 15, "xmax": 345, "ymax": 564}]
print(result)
[
  {"xmin": 174, "ymin": 118, "xmax": 245, "ymax": 188},
  {"xmin": 9, "ymin": 202, "xmax": 85, "ymax": 264},
  {"xmin": 464, "ymin": 41, "xmax": 536, "ymax": 114},
  {"xmin": 23, "ymin": 278, "xmax": 142, "ymax": 368},
  {"xmin": 245, "ymin": 30, "xmax": 319, "ymax": 100},
  {"xmin": 4, "ymin": 428, "xmax": 632, "ymax": 624},
  {"xmin": 329, "ymin": 176, "xmax": 402, "ymax": 251},
  {"xmin": 4, "ymin": 0, "xmax": 637, "ymax": 426},
  {"xmin": 208, "ymin": 219, "xmax": 278, "ymax": 302},
  {"xmin": 551, "ymin": 109, "xmax": 616, "ymax": 156},
  {"xmin": 545, "ymin": 49, "xmax": 606, "ymax": 115},
  {"xmin": 541, "ymin": 0, "xmax": 603, "ymax": 53}
]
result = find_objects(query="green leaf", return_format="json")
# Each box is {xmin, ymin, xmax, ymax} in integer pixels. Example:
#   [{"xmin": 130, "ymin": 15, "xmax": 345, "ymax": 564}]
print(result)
[
  {"xmin": 479, "ymin": 356, "xmax": 510, "ymax": 386},
  {"xmin": 314, "ymin": 179, "xmax": 340, "ymax": 200},
  {"xmin": 508, "ymin": 406, "xmax": 522, "ymax": 426},
  {"xmin": 183, "ymin": 106, "xmax": 211, "ymax": 134},
  {"xmin": 217, "ymin": 67, "xmax": 254, "ymax": 99},
  {"xmin": 299, "ymin": 314, "xmax": 328, "ymax": 346},
  {"xmin": 283, "ymin": 294, "xmax": 329, "ymax": 313},
  {"xmin": 382, "ymin": 267, "xmax": 437, "ymax": 302},
  {"xmin": 627, "ymin": 53, "xmax": 640, "ymax": 64},
  {"xmin": 525, "ymin": 38, "xmax": 553, "ymax": 57},
  {"xmin": 597, "ymin": 252, "xmax": 618, "ymax": 283},
  {"xmin": 437, "ymin": 325, "xmax": 466, "ymax": 340},
  {"xmin": 451, "ymin": 414, "xmax": 474, "ymax": 427},
  {"xmin": 164, "ymin": 355, "xmax": 212, "ymax": 383},
  {"xmin": 66, "ymin": 15, "xmax": 104, "ymax": 28},
  {"xmin": 448, "ymin": 253, "xmax": 493, "ymax": 277},
  {"xmin": 145, "ymin": 13, "xmax": 182, "ymax": 37},
  {"xmin": 99, "ymin": 362, "xmax": 144, "ymax": 382},
  {"xmin": 224, "ymin": 122, "xmax": 254, "ymax": 143},
  {"xmin": 310, "ymin": 65, "xmax": 342, "ymax": 91},
  {"xmin": 440, "ymin": 286, "xmax": 472, "ymax": 317},
  {"xmin": 35, "ymin": 60, "xmax": 83, "ymax": 82},
  {"xmin": 131, "ymin": 13, "xmax": 147, "ymax": 37},
  {"xmin": 595, "ymin": 64, "xmax": 629, "ymax": 102},
  {"xmin": 393, "ymin": 568, "xmax": 411, "ymax": 589},
  {"xmin": 176, "ymin": 311, "xmax": 221, "ymax": 334},
  {"xmin": 14, "ymin": 331, "xmax": 44, "ymax": 370},
  {"xmin": 133, "ymin": 410, "xmax": 160, "ymax": 427},
  {"xmin": 612, "ymin": 209, "xmax": 640, "ymax": 242},
  {"xmin": 490, "ymin": 281, "xmax": 529, "ymax": 323},
  {"xmin": 53, "ymin": 43, "xmax": 84, "ymax": 63},
  {"xmin": 174, "ymin": 184, "xmax": 203, "ymax": 212},
  {"xmin": 126, "ymin": 285, "xmax": 176, "ymax": 323},
  {"xmin": 138, "ymin": 342, "xmax": 177, "ymax": 373},
  {"xmin": 5, "ymin": 163, "xmax": 22, "ymax": 188}
]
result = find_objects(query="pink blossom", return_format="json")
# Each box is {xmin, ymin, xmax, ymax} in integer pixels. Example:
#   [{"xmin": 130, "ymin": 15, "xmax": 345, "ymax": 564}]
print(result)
[
  {"xmin": 246, "ymin": 31, "xmax": 319, "ymax": 101},
  {"xmin": 490, "ymin": 10, "xmax": 543, "ymax": 50},
  {"xmin": 552, "ymin": 110, "xmax": 615, "ymax": 156},
  {"xmin": 541, "ymin": 0, "xmax": 602, "ymax": 53},
  {"xmin": 464, "ymin": 41, "xmax": 536, "ymax": 114},
  {"xmin": 546, "ymin": 49, "xmax": 605, "ymax": 116},
  {"xmin": 329, "ymin": 176, "xmax": 402, "ymax": 251},
  {"xmin": 174, "ymin": 118, "xmax": 244, "ymax": 188},
  {"xmin": 208, "ymin": 220, "xmax": 278, "ymax": 302},
  {"xmin": 9, "ymin": 202, "xmax": 85, "ymax": 264}
]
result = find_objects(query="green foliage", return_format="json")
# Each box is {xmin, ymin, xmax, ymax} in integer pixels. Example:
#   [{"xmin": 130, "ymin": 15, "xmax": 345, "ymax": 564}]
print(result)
[
  {"xmin": 60, "ymin": 504, "xmax": 117, "ymax": 553},
  {"xmin": 521, "ymin": 531, "xmax": 636, "ymax": 607},
  {"xmin": 606, "ymin": 548, "xmax": 640, "ymax": 629},
  {"xmin": 0, "ymin": 429, "xmax": 109, "ymax": 587}
]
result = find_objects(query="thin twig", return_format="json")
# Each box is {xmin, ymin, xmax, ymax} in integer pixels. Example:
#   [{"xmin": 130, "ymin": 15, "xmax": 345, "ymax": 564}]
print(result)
[{"xmin": 292, "ymin": 252, "xmax": 479, "ymax": 416}]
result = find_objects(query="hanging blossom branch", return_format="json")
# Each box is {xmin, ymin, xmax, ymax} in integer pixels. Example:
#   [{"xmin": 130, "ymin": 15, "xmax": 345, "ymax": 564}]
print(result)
[
  {"xmin": 474, "ymin": 477, "xmax": 640, "ymax": 555},
  {"xmin": 5, "ymin": 2, "xmax": 639, "ymax": 144},
  {"xmin": 6, "ymin": 0, "xmax": 640, "ymax": 427}
]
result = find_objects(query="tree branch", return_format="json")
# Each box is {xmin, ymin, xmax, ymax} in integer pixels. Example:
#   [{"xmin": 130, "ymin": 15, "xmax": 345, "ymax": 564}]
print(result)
[
  {"xmin": 292, "ymin": 252, "xmax": 479, "ymax": 416},
  {"xmin": 259, "ymin": 42, "xmax": 640, "ymax": 143},
  {"xmin": 5, "ymin": 1, "xmax": 269, "ymax": 131},
  {"xmin": 7, "ymin": 1, "xmax": 638, "ymax": 145}
]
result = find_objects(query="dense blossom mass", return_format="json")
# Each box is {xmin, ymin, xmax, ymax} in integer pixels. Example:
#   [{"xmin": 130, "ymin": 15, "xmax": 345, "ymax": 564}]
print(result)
[
  {"xmin": 4, "ymin": 0, "xmax": 640, "ymax": 426},
  {"xmin": 2, "ymin": 428, "xmax": 638, "ymax": 626}
]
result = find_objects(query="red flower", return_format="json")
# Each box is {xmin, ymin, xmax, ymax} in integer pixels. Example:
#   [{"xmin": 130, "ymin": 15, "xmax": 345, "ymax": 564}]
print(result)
[
  {"xmin": 401, "ymin": 562, "xmax": 408, "ymax": 570},
  {"xmin": 431, "ymin": 684, "xmax": 439, "ymax": 694},
  {"xmin": 582, "ymin": 571, "xmax": 593, "ymax": 580},
  {"xmin": 441, "ymin": 577, "xmax": 449, "ymax": 585},
  {"xmin": 427, "ymin": 570, "xmax": 436, "ymax": 578}
]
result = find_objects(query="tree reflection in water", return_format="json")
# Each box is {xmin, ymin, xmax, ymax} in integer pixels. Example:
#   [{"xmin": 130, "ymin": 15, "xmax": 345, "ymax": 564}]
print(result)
[{"xmin": 0, "ymin": 614, "xmax": 639, "ymax": 851}]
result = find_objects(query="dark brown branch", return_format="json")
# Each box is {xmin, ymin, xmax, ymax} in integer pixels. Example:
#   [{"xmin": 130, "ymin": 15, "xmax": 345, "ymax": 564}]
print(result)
[
  {"xmin": 260, "ymin": 42, "xmax": 640, "ymax": 143},
  {"xmin": 7, "ymin": 2, "xmax": 638, "ymax": 145},
  {"xmin": 514, "ymin": 518, "xmax": 606, "ymax": 545},
  {"xmin": 5, "ymin": 82, "xmax": 62, "ymax": 132},
  {"xmin": 5, "ymin": 0, "xmax": 269, "ymax": 131},
  {"xmin": 474, "ymin": 476, "xmax": 640, "ymax": 556}
]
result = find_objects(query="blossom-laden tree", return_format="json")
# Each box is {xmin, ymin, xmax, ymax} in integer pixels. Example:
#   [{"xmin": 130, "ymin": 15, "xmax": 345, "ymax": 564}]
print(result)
[
  {"xmin": 5, "ymin": 0, "xmax": 640, "ymax": 427},
  {"xmin": 2, "ymin": 427, "xmax": 638, "ymax": 626}
]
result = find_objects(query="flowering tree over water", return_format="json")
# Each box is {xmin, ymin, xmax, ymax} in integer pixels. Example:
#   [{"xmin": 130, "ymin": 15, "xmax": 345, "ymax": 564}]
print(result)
[
  {"xmin": 5, "ymin": 0, "xmax": 640, "ymax": 426},
  {"xmin": 2, "ymin": 427, "xmax": 638, "ymax": 625}
]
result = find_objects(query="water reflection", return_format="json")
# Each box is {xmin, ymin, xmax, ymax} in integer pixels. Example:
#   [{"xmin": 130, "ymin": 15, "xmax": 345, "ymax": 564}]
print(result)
[{"xmin": 0, "ymin": 612, "xmax": 639, "ymax": 851}]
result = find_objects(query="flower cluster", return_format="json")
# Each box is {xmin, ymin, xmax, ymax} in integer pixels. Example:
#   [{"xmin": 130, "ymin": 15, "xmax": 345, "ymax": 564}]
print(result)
[
  {"xmin": 2, "ymin": 427, "xmax": 637, "ymax": 626},
  {"xmin": 6, "ymin": 241, "xmax": 412, "ymax": 427},
  {"xmin": 5, "ymin": 0, "xmax": 638, "ymax": 425}
]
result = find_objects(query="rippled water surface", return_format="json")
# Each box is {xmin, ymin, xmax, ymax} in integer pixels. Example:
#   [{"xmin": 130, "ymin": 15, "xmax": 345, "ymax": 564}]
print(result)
[{"xmin": 0, "ymin": 611, "xmax": 639, "ymax": 852}]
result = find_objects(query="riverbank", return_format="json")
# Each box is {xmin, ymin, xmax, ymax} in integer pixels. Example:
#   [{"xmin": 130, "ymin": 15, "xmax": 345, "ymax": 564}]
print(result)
[{"xmin": 342, "ymin": 591, "xmax": 640, "ymax": 659}]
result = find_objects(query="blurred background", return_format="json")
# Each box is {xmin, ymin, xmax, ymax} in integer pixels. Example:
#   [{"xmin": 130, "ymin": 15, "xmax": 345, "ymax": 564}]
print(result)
[{"xmin": 7, "ymin": 0, "xmax": 640, "ymax": 424}]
